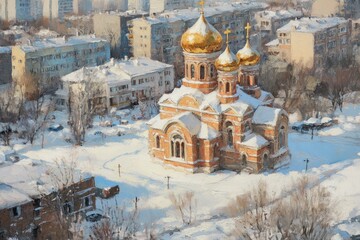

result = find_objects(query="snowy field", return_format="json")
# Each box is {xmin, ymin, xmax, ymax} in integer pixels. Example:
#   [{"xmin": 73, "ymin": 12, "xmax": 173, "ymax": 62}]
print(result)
[{"xmin": 7, "ymin": 103, "xmax": 360, "ymax": 239}]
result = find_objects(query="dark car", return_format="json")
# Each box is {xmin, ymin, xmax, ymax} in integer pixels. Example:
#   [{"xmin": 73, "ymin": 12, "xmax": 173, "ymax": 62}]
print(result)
[{"xmin": 48, "ymin": 124, "xmax": 64, "ymax": 132}]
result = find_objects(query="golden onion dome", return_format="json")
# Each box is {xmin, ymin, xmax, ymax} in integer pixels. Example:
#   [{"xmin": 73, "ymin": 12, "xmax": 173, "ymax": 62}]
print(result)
[
  {"xmin": 215, "ymin": 45, "xmax": 238, "ymax": 72},
  {"xmin": 236, "ymin": 41, "xmax": 261, "ymax": 66},
  {"xmin": 181, "ymin": 12, "xmax": 223, "ymax": 54},
  {"xmin": 236, "ymin": 22, "xmax": 260, "ymax": 66}
]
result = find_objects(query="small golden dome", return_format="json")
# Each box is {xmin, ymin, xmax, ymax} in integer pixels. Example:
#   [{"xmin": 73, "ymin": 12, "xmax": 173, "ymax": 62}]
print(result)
[
  {"xmin": 236, "ymin": 41, "xmax": 261, "ymax": 66},
  {"xmin": 181, "ymin": 13, "xmax": 223, "ymax": 54},
  {"xmin": 215, "ymin": 45, "xmax": 238, "ymax": 72}
]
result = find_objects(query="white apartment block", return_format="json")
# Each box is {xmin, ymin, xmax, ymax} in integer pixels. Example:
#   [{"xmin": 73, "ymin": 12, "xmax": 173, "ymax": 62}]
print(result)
[
  {"xmin": 56, "ymin": 57, "xmax": 174, "ymax": 111},
  {"xmin": 266, "ymin": 17, "xmax": 351, "ymax": 68},
  {"xmin": 129, "ymin": 2, "xmax": 266, "ymax": 78},
  {"xmin": 12, "ymin": 35, "xmax": 110, "ymax": 95},
  {"xmin": 254, "ymin": 9, "xmax": 303, "ymax": 37},
  {"xmin": 0, "ymin": 0, "xmax": 42, "ymax": 21},
  {"xmin": 43, "ymin": 0, "xmax": 73, "ymax": 20}
]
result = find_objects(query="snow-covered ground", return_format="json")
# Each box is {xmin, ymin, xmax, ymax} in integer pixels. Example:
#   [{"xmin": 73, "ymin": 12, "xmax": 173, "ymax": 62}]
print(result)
[{"xmin": 6, "ymin": 103, "xmax": 360, "ymax": 239}]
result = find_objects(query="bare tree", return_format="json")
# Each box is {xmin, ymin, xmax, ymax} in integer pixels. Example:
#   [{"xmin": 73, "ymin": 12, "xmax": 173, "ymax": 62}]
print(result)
[
  {"xmin": 89, "ymin": 200, "xmax": 140, "ymax": 240},
  {"xmin": 229, "ymin": 177, "xmax": 335, "ymax": 240},
  {"xmin": 169, "ymin": 191, "xmax": 197, "ymax": 225},
  {"xmin": 68, "ymin": 74, "xmax": 106, "ymax": 145},
  {"xmin": 0, "ymin": 83, "xmax": 24, "ymax": 146}
]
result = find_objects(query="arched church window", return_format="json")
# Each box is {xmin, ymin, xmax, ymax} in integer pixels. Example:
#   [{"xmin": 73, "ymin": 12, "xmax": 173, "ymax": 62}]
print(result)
[
  {"xmin": 156, "ymin": 135, "xmax": 160, "ymax": 148},
  {"xmin": 242, "ymin": 154, "xmax": 247, "ymax": 166},
  {"xmin": 279, "ymin": 125, "xmax": 286, "ymax": 149},
  {"xmin": 191, "ymin": 64, "xmax": 195, "ymax": 79},
  {"xmin": 200, "ymin": 65, "xmax": 205, "ymax": 80},
  {"xmin": 171, "ymin": 134, "xmax": 185, "ymax": 159},
  {"xmin": 225, "ymin": 121, "xmax": 234, "ymax": 147},
  {"xmin": 185, "ymin": 64, "xmax": 189, "ymax": 78},
  {"xmin": 225, "ymin": 82, "xmax": 230, "ymax": 93},
  {"xmin": 210, "ymin": 65, "xmax": 215, "ymax": 78},
  {"xmin": 247, "ymin": 76, "xmax": 251, "ymax": 86},
  {"xmin": 219, "ymin": 81, "xmax": 223, "ymax": 92}
]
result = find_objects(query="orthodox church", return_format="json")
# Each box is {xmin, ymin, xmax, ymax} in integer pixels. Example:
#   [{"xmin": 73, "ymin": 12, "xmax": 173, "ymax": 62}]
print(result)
[{"xmin": 147, "ymin": 7, "xmax": 289, "ymax": 173}]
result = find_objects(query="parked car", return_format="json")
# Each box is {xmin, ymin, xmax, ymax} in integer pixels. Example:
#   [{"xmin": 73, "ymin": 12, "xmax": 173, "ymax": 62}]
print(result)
[{"xmin": 48, "ymin": 124, "xmax": 64, "ymax": 132}]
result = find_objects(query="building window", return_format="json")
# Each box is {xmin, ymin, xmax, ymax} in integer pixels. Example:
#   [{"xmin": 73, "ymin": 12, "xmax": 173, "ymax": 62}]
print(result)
[
  {"xmin": 84, "ymin": 197, "xmax": 91, "ymax": 207},
  {"xmin": 225, "ymin": 121, "xmax": 233, "ymax": 147},
  {"xmin": 12, "ymin": 206, "xmax": 21, "ymax": 218},
  {"xmin": 191, "ymin": 64, "xmax": 195, "ymax": 79},
  {"xmin": 63, "ymin": 201, "xmax": 72, "ymax": 215},
  {"xmin": 156, "ymin": 135, "xmax": 160, "ymax": 148},
  {"xmin": 279, "ymin": 125, "xmax": 286, "ymax": 149},
  {"xmin": 225, "ymin": 82, "xmax": 230, "ymax": 93},
  {"xmin": 170, "ymin": 134, "xmax": 185, "ymax": 159},
  {"xmin": 242, "ymin": 154, "xmax": 247, "ymax": 166},
  {"xmin": 210, "ymin": 65, "xmax": 215, "ymax": 78},
  {"xmin": 200, "ymin": 65, "xmax": 205, "ymax": 80}
]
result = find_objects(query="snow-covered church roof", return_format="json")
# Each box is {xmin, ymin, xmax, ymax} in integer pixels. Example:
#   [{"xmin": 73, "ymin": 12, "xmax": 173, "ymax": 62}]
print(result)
[
  {"xmin": 240, "ymin": 133, "xmax": 269, "ymax": 149},
  {"xmin": 252, "ymin": 106, "xmax": 288, "ymax": 126},
  {"xmin": 148, "ymin": 112, "xmax": 219, "ymax": 140}
]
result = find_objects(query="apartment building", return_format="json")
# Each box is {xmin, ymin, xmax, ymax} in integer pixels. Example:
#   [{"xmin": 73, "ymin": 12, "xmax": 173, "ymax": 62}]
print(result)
[
  {"xmin": 266, "ymin": 17, "xmax": 350, "ymax": 68},
  {"xmin": 93, "ymin": 10, "xmax": 147, "ymax": 58},
  {"xmin": 128, "ymin": 0, "xmax": 149, "ymax": 11},
  {"xmin": 129, "ymin": 2, "xmax": 266, "ymax": 78},
  {"xmin": 43, "ymin": 0, "xmax": 73, "ymax": 20},
  {"xmin": 254, "ymin": 9, "xmax": 303, "ymax": 37},
  {"xmin": 312, "ymin": 0, "xmax": 360, "ymax": 19},
  {"xmin": 73, "ymin": 0, "xmax": 92, "ymax": 15},
  {"xmin": 11, "ymin": 35, "xmax": 110, "ymax": 96},
  {"xmin": 0, "ymin": 0, "xmax": 42, "ymax": 21},
  {"xmin": 0, "ymin": 46, "xmax": 11, "ymax": 85},
  {"xmin": 149, "ymin": 0, "xmax": 194, "ymax": 14},
  {"xmin": 0, "ymin": 159, "xmax": 96, "ymax": 239},
  {"xmin": 56, "ymin": 57, "xmax": 174, "ymax": 111}
]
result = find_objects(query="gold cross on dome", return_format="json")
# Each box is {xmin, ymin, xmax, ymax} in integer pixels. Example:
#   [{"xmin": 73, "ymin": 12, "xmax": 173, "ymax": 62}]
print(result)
[
  {"xmin": 224, "ymin": 29, "xmax": 231, "ymax": 44},
  {"xmin": 245, "ymin": 22, "xmax": 251, "ymax": 39},
  {"xmin": 198, "ymin": 0, "xmax": 205, "ymax": 13}
]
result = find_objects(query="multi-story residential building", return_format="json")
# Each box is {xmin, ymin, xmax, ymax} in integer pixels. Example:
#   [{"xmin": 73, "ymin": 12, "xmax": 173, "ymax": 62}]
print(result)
[
  {"xmin": 312, "ymin": 0, "xmax": 360, "ymax": 19},
  {"xmin": 11, "ymin": 35, "xmax": 110, "ymax": 96},
  {"xmin": 254, "ymin": 9, "xmax": 303, "ymax": 37},
  {"xmin": 149, "ymin": 0, "xmax": 194, "ymax": 14},
  {"xmin": 128, "ymin": 2, "xmax": 266, "ymax": 78},
  {"xmin": 56, "ymin": 57, "xmax": 174, "ymax": 111},
  {"xmin": 266, "ymin": 17, "xmax": 351, "ymax": 68},
  {"xmin": 0, "ymin": 0, "xmax": 42, "ymax": 21},
  {"xmin": 73, "ymin": 0, "xmax": 92, "ymax": 15},
  {"xmin": 0, "ymin": 46, "xmax": 11, "ymax": 85},
  {"xmin": 43, "ymin": 0, "xmax": 74, "ymax": 21},
  {"xmin": 0, "ymin": 158, "xmax": 96, "ymax": 239},
  {"xmin": 128, "ymin": 0, "xmax": 149, "ymax": 12},
  {"xmin": 93, "ymin": 10, "xmax": 147, "ymax": 58}
]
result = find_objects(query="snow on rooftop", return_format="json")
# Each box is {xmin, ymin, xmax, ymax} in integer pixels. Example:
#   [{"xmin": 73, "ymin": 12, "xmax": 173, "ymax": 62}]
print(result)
[
  {"xmin": 0, "ymin": 158, "xmax": 88, "ymax": 209},
  {"xmin": 265, "ymin": 39, "xmax": 279, "ymax": 47},
  {"xmin": 19, "ymin": 35, "xmax": 108, "ymax": 53},
  {"xmin": 198, "ymin": 123, "xmax": 220, "ymax": 140},
  {"xmin": 277, "ymin": 17, "xmax": 348, "ymax": 33},
  {"xmin": 0, "ymin": 183, "xmax": 32, "ymax": 209},
  {"xmin": 62, "ymin": 57, "xmax": 172, "ymax": 84},
  {"xmin": 252, "ymin": 106, "xmax": 286, "ymax": 126},
  {"xmin": 256, "ymin": 9, "xmax": 303, "ymax": 20},
  {"xmin": 0, "ymin": 46, "xmax": 11, "ymax": 53},
  {"xmin": 240, "ymin": 133, "xmax": 269, "ymax": 149},
  {"xmin": 134, "ymin": 2, "xmax": 266, "ymax": 25}
]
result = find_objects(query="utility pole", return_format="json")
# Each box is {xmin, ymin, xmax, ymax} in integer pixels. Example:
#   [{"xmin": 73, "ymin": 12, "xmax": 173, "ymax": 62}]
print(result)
[
  {"xmin": 304, "ymin": 158, "xmax": 310, "ymax": 172},
  {"xmin": 134, "ymin": 196, "xmax": 140, "ymax": 211},
  {"xmin": 165, "ymin": 176, "xmax": 171, "ymax": 189},
  {"xmin": 118, "ymin": 164, "xmax": 121, "ymax": 177}
]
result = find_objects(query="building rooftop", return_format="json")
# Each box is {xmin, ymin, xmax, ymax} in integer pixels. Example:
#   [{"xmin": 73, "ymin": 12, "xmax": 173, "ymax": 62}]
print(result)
[
  {"xmin": 277, "ymin": 17, "xmax": 348, "ymax": 33},
  {"xmin": 256, "ymin": 9, "xmax": 303, "ymax": 20},
  {"xmin": 133, "ymin": 2, "xmax": 267, "ymax": 25},
  {"xmin": 18, "ymin": 35, "xmax": 108, "ymax": 53},
  {"xmin": 0, "ymin": 46, "xmax": 11, "ymax": 54},
  {"xmin": 0, "ymin": 153, "xmax": 89, "ymax": 210},
  {"xmin": 95, "ymin": 9, "xmax": 148, "ymax": 17},
  {"xmin": 62, "ymin": 57, "xmax": 173, "ymax": 85}
]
